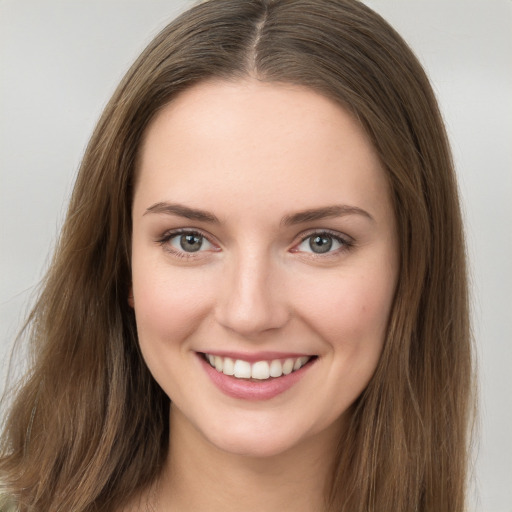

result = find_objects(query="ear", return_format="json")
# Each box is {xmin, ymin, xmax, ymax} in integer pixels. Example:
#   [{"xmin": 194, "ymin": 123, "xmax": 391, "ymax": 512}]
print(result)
[{"xmin": 128, "ymin": 287, "xmax": 134, "ymax": 308}]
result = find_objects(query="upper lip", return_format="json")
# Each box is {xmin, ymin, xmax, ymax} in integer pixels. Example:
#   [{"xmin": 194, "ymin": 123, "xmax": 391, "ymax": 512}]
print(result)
[{"xmin": 198, "ymin": 350, "xmax": 315, "ymax": 363}]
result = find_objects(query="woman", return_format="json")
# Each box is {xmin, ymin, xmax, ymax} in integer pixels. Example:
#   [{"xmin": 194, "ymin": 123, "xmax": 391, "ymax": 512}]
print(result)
[{"xmin": 0, "ymin": 0, "xmax": 473, "ymax": 511}]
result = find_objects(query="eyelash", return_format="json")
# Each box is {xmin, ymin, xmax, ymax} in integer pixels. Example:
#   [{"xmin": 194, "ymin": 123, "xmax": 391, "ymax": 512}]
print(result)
[{"xmin": 156, "ymin": 228, "xmax": 354, "ymax": 259}]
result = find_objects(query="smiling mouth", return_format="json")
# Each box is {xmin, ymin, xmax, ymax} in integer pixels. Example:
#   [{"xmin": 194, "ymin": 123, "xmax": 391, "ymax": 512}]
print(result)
[{"xmin": 201, "ymin": 353, "xmax": 316, "ymax": 381}]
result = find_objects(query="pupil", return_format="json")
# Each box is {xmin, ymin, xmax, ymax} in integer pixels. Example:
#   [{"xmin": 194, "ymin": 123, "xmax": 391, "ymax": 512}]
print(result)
[
  {"xmin": 310, "ymin": 235, "xmax": 332, "ymax": 253},
  {"xmin": 180, "ymin": 233, "xmax": 202, "ymax": 252}
]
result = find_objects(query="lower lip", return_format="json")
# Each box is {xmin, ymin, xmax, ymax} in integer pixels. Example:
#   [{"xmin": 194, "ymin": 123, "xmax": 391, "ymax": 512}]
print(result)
[{"xmin": 198, "ymin": 354, "xmax": 315, "ymax": 401}]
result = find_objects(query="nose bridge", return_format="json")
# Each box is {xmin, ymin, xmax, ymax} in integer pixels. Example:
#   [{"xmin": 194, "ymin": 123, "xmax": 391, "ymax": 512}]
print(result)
[{"xmin": 216, "ymin": 245, "xmax": 288, "ymax": 337}]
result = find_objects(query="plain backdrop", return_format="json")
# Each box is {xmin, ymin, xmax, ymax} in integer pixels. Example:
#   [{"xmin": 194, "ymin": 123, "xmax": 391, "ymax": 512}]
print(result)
[{"xmin": 1, "ymin": 1, "xmax": 511, "ymax": 510}]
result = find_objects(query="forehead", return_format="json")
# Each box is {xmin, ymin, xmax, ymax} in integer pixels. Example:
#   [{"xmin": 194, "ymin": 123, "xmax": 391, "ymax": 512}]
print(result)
[{"xmin": 135, "ymin": 79, "xmax": 390, "ymax": 220}]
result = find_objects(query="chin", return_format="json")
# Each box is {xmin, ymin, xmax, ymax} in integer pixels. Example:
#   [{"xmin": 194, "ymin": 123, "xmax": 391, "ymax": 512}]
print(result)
[
  {"xmin": 193, "ymin": 408, "xmax": 344, "ymax": 460},
  {"xmin": 205, "ymin": 426, "xmax": 306, "ymax": 459}
]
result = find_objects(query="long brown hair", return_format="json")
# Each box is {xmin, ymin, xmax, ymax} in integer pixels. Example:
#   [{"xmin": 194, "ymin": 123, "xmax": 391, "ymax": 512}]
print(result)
[{"xmin": 0, "ymin": 1, "xmax": 473, "ymax": 510}]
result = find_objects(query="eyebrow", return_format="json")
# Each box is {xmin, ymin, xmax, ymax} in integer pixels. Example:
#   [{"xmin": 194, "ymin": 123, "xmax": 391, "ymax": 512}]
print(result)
[
  {"xmin": 281, "ymin": 205, "xmax": 374, "ymax": 226},
  {"xmin": 144, "ymin": 202, "xmax": 219, "ymax": 223},
  {"xmin": 144, "ymin": 201, "xmax": 373, "ymax": 226}
]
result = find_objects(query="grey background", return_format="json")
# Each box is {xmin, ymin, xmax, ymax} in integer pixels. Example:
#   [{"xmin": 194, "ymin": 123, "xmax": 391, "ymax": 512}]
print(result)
[{"xmin": 1, "ymin": 1, "xmax": 511, "ymax": 510}]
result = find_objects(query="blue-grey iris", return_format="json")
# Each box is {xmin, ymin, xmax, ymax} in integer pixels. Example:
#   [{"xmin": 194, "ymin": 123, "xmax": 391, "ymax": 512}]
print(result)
[
  {"xmin": 309, "ymin": 235, "xmax": 333, "ymax": 253},
  {"xmin": 180, "ymin": 233, "xmax": 203, "ymax": 252}
]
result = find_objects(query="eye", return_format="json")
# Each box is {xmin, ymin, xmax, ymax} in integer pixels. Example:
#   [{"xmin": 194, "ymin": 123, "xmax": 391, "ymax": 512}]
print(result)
[
  {"xmin": 158, "ymin": 230, "xmax": 217, "ymax": 256},
  {"xmin": 293, "ymin": 231, "xmax": 352, "ymax": 255},
  {"xmin": 171, "ymin": 232, "xmax": 211, "ymax": 252}
]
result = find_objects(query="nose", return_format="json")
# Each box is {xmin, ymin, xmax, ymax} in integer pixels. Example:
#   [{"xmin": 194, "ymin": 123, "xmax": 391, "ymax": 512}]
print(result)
[{"xmin": 215, "ymin": 251, "xmax": 290, "ymax": 338}]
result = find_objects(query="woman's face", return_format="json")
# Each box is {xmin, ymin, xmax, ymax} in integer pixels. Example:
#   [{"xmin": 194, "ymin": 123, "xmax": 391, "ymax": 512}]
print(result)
[{"xmin": 131, "ymin": 80, "xmax": 398, "ymax": 457}]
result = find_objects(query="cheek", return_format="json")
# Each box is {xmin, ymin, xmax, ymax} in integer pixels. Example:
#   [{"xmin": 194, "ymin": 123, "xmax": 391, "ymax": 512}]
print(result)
[
  {"xmin": 131, "ymin": 263, "xmax": 217, "ymax": 401},
  {"xmin": 131, "ymin": 262, "xmax": 214, "ymax": 343},
  {"xmin": 297, "ymin": 268, "xmax": 395, "ymax": 353},
  {"xmin": 297, "ymin": 269, "xmax": 396, "ymax": 416}
]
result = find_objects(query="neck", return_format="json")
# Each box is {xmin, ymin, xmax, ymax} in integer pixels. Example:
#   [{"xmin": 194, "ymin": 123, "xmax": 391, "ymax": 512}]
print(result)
[{"xmin": 154, "ymin": 405, "xmax": 342, "ymax": 512}]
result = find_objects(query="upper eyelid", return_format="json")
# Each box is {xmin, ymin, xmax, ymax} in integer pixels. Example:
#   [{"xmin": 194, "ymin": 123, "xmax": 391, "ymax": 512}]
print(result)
[
  {"xmin": 158, "ymin": 227, "xmax": 217, "ymax": 243},
  {"xmin": 295, "ymin": 228, "xmax": 352, "ymax": 243}
]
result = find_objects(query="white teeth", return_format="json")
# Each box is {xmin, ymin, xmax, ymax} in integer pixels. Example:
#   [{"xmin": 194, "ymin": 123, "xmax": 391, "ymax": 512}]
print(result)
[
  {"xmin": 251, "ymin": 361, "xmax": 270, "ymax": 380},
  {"xmin": 293, "ymin": 356, "xmax": 309, "ymax": 371},
  {"xmin": 223, "ymin": 357, "xmax": 235, "ymax": 375},
  {"xmin": 282, "ymin": 358, "xmax": 294, "ymax": 375},
  {"xmin": 269, "ymin": 360, "xmax": 283, "ymax": 378},
  {"xmin": 233, "ymin": 359, "xmax": 251, "ymax": 378},
  {"xmin": 205, "ymin": 353, "xmax": 312, "ymax": 380}
]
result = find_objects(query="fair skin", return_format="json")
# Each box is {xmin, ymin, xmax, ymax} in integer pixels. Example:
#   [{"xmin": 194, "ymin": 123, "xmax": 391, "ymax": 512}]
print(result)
[{"xmin": 128, "ymin": 79, "xmax": 398, "ymax": 511}]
